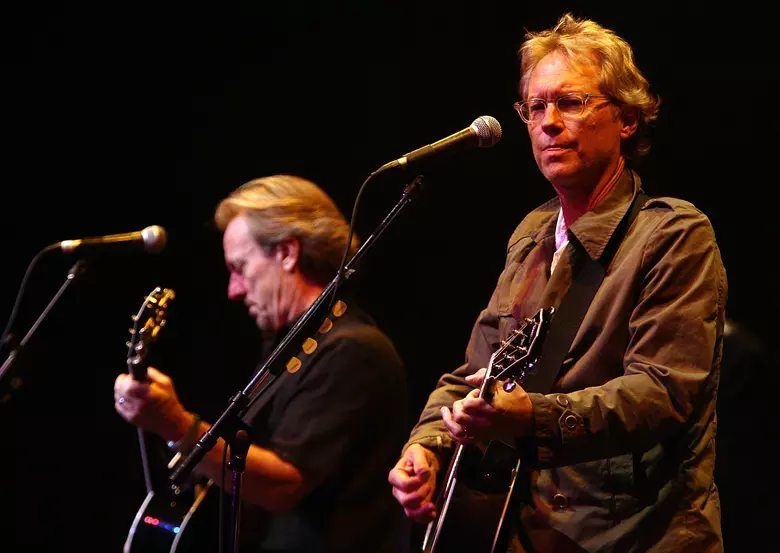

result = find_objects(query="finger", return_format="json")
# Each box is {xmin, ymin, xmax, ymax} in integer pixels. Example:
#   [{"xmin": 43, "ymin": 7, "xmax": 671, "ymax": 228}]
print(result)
[
  {"xmin": 392, "ymin": 483, "xmax": 430, "ymax": 509},
  {"xmin": 451, "ymin": 400, "xmax": 475, "ymax": 428},
  {"xmin": 440, "ymin": 406, "xmax": 458, "ymax": 434},
  {"xmin": 406, "ymin": 446, "xmax": 433, "ymax": 479},
  {"xmin": 405, "ymin": 502, "xmax": 437, "ymax": 523},
  {"xmin": 122, "ymin": 383, "xmax": 150, "ymax": 400},
  {"xmin": 388, "ymin": 466, "xmax": 426, "ymax": 491},
  {"xmin": 388, "ymin": 469, "xmax": 413, "ymax": 491},
  {"xmin": 114, "ymin": 373, "xmax": 131, "ymax": 394},
  {"xmin": 461, "ymin": 391, "xmax": 493, "ymax": 414},
  {"xmin": 146, "ymin": 366, "xmax": 170, "ymax": 385},
  {"xmin": 464, "ymin": 367, "xmax": 488, "ymax": 386},
  {"xmin": 442, "ymin": 406, "xmax": 471, "ymax": 443}
]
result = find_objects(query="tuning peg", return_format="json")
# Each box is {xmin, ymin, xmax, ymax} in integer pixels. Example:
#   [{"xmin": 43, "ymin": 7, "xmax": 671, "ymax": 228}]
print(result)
[
  {"xmin": 331, "ymin": 300, "xmax": 348, "ymax": 317},
  {"xmin": 286, "ymin": 356, "xmax": 302, "ymax": 374},
  {"xmin": 302, "ymin": 338, "xmax": 317, "ymax": 355},
  {"xmin": 318, "ymin": 318, "xmax": 333, "ymax": 334}
]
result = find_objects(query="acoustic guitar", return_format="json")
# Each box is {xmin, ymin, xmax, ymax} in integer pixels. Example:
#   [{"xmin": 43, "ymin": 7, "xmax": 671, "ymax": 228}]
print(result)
[
  {"xmin": 123, "ymin": 287, "xmax": 218, "ymax": 553},
  {"xmin": 422, "ymin": 307, "xmax": 553, "ymax": 553}
]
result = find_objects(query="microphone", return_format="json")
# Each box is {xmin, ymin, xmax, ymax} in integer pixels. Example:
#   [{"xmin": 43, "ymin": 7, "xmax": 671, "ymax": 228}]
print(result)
[
  {"xmin": 374, "ymin": 115, "xmax": 502, "ymax": 175},
  {"xmin": 58, "ymin": 225, "xmax": 168, "ymax": 254}
]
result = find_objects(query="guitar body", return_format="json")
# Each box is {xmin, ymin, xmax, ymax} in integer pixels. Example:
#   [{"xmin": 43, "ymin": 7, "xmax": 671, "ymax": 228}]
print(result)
[
  {"xmin": 125, "ymin": 480, "xmax": 219, "ymax": 553},
  {"xmin": 122, "ymin": 287, "xmax": 219, "ymax": 553},
  {"xmin": 428, "ymin": 441, "xmax": 519, "ymax": 552}
]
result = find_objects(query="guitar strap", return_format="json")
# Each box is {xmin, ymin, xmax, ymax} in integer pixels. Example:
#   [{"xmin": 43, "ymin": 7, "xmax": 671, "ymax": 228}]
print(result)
[{"xmin": 521, "ymin": 177, "xmax": 648, "ymax": 395}]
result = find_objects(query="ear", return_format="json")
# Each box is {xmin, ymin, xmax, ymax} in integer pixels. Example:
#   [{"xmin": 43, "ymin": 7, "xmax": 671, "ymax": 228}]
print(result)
[
  {"xmin": 619, "ymin": 105, "xmax": 639, "ymax": 140},
  {"xmin": 273, "ymin": 238, "xmax": 301, "ymax": 273}
]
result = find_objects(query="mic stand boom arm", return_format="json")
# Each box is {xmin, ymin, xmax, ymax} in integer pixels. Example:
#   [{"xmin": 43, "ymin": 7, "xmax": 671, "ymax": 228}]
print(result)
[{"xmin": 170, "ymin": 174, "xmax": 423, "ymax": 486}]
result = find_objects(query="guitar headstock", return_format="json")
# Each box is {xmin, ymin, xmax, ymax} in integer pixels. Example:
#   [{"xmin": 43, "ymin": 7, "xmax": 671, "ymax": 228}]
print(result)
[
  {"xmin": 488, "ymin": 307, "xmax": 553, "ymax": 385},
  {"xmin": 127, "ymin": 287, "xmax": 176, "ymax": 381}
]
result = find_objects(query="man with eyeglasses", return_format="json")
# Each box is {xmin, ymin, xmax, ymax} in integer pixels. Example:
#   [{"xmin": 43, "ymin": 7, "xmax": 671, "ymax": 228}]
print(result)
[{"xmin": 390, "ymin": 13, "xmax": 725, "ymax": 553}]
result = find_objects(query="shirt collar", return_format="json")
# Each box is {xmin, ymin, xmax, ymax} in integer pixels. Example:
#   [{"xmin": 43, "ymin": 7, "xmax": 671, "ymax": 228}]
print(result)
[{"xmin": 554, "ymin": 207, "xmax": 569, "ymax": 251}]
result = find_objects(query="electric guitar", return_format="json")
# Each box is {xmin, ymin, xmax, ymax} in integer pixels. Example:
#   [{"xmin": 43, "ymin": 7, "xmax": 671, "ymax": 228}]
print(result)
[
  {"xmin": 422, "ymin": 307, "xmax": 553, "ymax": 553},
  {"xmin": 123, "ymin": 287, "xmax": 218, "ymax": 553}
]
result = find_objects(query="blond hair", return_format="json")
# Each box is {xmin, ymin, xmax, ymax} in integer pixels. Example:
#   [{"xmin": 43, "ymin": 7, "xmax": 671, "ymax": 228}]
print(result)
[
  {"xmin": 519, "ymin": 13, "xmax": 660, "ymax": 157},
  {"xmin": 215, "ymin": 175, "xmax": 358, "ymax": 285}
]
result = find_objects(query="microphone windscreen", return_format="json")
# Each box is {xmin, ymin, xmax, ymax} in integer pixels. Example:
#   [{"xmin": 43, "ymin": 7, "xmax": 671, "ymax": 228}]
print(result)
[
  {"xmin": 141, "ymin": 225, "xmax": 168, "ymax": 253},
  {"xmin": 471, "ymin": 116, "xmax": 502, "ymax": 147}
]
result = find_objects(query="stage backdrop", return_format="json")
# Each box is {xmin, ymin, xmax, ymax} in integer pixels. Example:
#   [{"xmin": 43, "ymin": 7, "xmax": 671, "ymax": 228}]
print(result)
[{"xmin": 2, "ymin": 3, "xmax": 776, "ymax": 551}]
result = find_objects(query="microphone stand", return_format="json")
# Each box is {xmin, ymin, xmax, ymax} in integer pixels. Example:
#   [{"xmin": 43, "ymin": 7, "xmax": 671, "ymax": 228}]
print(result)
[
  {"xmin": 0, "ymin": 260, "xmax": 87, "ymax": 393},
  {"xmin": 170, "ymin": 174, "xmax": 424, "ymax": 546},
  {"xmin": 226, "ymin": 429, "xmax": 250, "ymax": 553}
]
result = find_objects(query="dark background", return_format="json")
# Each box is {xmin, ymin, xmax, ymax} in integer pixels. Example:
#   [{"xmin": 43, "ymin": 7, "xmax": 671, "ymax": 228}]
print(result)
[{"xmin": 2, "ymin": 2, "xmax": 777, "ymax": 551}]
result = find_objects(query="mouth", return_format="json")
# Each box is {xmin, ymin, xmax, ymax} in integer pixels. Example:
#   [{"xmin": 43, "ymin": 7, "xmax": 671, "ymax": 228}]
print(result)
[{"xmin": 543, "ymin": 143, "xmax": 575, "ymax": 151}]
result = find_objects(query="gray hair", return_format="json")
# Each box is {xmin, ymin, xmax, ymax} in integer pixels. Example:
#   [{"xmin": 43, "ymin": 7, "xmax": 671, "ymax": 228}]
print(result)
[
  {"xmin": 215, "ymin": 174, "xmax": 358, "ymax": 285},
  {"xmin": 519, "ymin": 13, "xmax": 660, "ymax": 158}
]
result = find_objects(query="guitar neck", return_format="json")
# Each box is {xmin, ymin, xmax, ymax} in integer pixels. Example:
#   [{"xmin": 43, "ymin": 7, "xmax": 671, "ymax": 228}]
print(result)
[
  {"xmin": 125, "ymin": 287, "xmax": 176, "ymax": 495},
  {"xmin": 128, "ymin": 350, "xmax": 155, "ymax": 495}
]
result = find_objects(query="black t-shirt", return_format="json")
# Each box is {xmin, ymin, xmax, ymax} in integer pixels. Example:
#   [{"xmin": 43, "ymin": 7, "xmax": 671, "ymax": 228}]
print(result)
[{"xmin": 239, "ymin": 303, "xmax": 407, "ymax": 553}]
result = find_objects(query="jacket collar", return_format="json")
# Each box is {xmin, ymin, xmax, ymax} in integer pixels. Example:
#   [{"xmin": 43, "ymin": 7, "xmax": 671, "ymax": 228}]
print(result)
[
  {"xmin": 566, "ymin": 168, "xmax": 641, "ymax": 261},
  {"xmin": 520, "ymin": 167, "xmax": 642, "ymax": 261}
]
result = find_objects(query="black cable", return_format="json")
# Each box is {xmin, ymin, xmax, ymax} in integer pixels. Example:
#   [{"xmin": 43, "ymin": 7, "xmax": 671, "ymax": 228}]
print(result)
[
  {"xmin": 328, "ymin": 171, "xmax": 377, "ymax": 312},
  {"xmin": 1, "ymin": 242, "xmax": 60, "ymax": 348}
]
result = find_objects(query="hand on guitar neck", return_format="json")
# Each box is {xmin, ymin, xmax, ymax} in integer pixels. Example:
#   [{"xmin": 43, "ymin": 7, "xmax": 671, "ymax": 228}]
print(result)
[
  {"xmin": 441, "ymin": 368, "xmax": 534, "ymax": 446},
  {"xmin": 114, "ymin": 366, "xmax": 198, "ymax": 446}
]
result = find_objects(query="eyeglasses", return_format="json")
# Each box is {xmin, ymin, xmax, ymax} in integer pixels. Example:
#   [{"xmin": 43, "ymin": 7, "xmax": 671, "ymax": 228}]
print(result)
[{"xmin": 513, "ymin": 93, "xmax": 612, "ymax": 124}]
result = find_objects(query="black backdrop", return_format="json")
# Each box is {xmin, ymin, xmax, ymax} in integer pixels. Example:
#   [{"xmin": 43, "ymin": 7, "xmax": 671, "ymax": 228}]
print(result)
[{"xmin": 2, "ymin": 2, "xmax": 777, "ymax": 551}]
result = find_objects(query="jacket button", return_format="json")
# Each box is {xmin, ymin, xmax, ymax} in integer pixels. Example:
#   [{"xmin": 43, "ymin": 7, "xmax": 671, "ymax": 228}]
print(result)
[
  {"xmin": 563, "ymin": 414, "xmax": 578, "ymax": 429},
  {"xmin": 552, "ymin": 493, "xmax": 569, "ymax": 510},
  {"xmin": 556, "ymin": 394, "xmax": 570, "ymax": 408}
]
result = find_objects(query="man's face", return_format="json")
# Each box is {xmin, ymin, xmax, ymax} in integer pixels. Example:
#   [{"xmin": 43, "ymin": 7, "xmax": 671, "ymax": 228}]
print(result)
[
  {"xmin": 526, "ymin": 50, "xmax": 628, "ymax": 193},
  {"xmin": 223, "ymin": 215, "xmax": 285, "ymax": 332}
]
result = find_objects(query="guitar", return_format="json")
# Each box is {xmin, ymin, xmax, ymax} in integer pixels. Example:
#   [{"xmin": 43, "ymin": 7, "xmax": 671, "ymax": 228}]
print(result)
[
  {"xmin": 422, "ymin": 307, "xmax": 553, "ymax": 553},
  {"xmin": 123, "ymin": 287, "xmax": 218, "ymax": 553}
]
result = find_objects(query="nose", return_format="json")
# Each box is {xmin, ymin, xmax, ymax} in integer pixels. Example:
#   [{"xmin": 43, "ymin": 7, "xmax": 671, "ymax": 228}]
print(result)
[
  {"xmin": 540, "ymin": 102, "xmax": 564, "ymax": 134},
  {"xmin": 227, "ymin": 272, "xmax": 246, "ymax": 301}
]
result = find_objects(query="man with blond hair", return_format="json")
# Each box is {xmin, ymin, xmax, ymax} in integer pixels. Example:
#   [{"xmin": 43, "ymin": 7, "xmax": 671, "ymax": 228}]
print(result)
[
  {"xmin": 115, "ymin": 175, "xmax": 407, "ymax": 552},
  {"xmin": 390, "ymin": 14, "xmax": 725, "ymax": 552}
]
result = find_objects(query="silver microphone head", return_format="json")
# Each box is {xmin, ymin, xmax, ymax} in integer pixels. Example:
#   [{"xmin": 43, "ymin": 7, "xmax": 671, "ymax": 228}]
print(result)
[
  {"xmin": 141, "ymin": 225, "xmax": 168, "ymax": 253},
  {"xmin": 470, "ymin": 116, "xmax": 502, "ymax": 148}
]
